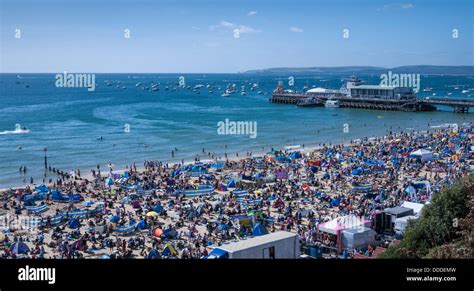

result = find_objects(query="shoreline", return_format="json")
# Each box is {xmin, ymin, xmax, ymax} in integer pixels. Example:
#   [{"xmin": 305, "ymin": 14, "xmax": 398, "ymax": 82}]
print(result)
[{"xmin": 0, "ymin": 127, "xmax": 442, "ymax": 192}]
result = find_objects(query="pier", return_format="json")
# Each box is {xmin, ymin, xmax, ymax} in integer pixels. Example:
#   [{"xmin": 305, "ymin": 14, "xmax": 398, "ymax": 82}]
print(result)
[{"xmin": 270, "ymin": 92, "xmax": 474, "ymax": 113}]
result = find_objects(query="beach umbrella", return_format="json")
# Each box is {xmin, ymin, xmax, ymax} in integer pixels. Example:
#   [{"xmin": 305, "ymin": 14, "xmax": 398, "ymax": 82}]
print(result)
[
  {"xmin": 252, "ymin": 223, "xmax": 269, "ymax": 236},
  {"xmin": 330, "ymin": 198, "xmax": 340, "ymax": 207},
  {"xmin": 146, "ymin": 211, "xmax": 159, "ymax": 218},
  {"xmin": 35, "ymin": 184, "xmax": 49, "ymax": 193},
  {"xmin": 153, "ymin": 228, "xmax": 163, "ymax": 237},
  {"xmin": 83, "ymin": 201, "xmax": 94, "ymax": 207},
  {"xmin": 10, "ymin": 241, "xmax": 30, "ymax": 254},
  {"xmin": 0, "ymin": 233, "xmax": 5, "ymax": 242},
  {"xmin": 132, "ymin": 200, "xmax": 141, "ymax": 209},
  {"xmin": 162, "ymin": 243, "xmax": 178, "ymax": 256},
  {"xmin": 109, "ymin": 215, "xmax": 120, "ymax": 223},
  {"xmin": 105, "ymin": 177, "xmax": 114, "ymax": 186},
  {"xmin": 163, "ymin": 228, "xmax": 178, "ymax": 239},
  {"xmin": 153, "ymin": 204, "xmax": 163, "ymax": 213},
  {"xmin": 136, "ymin": 220, "xmax": 148, "ymax": 230},
  {"xmin": 148, "ymin": 248, "xmax": 161, "ymax": 259},
  {"xmin": 218, "ymin": 223, "xmax": 228, "ymax": 231},
  {"xmin": 68, "ymin": 219, "xmax": 81, "ymax": 229}
]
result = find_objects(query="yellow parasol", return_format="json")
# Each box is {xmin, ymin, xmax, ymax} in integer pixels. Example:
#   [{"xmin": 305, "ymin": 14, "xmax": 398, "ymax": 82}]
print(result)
[
  {"xmin": 0, "ymin": 233, "xmax": 5, "ymax": 242},
  {"xmin": 146, "ymin": 211, "xmax": 159, "ymax": 218}
]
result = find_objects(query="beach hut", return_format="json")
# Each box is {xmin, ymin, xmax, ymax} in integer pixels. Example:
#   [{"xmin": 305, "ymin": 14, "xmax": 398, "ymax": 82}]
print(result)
[{"xmin": 10, "ymin": 241, "xmax": 30, "ymax": 255}]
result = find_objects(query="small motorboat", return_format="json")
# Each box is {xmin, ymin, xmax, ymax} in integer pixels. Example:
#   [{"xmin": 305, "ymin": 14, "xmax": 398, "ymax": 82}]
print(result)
[{"xmin": 325, "ymin": 99, "xmax": 340, "ymax": 108}]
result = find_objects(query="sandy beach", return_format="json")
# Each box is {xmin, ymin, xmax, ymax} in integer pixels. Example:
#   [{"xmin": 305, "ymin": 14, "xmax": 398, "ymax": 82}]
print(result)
[{"xmin": 1, "ymin": 126, "xmax": 472, "ymax": 259}]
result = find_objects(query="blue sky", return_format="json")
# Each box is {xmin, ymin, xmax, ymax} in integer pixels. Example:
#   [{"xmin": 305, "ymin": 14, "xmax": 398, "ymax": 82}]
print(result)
[{"xmin": 1, "ymin": 0, "xmax": 473, "ymax": 73}]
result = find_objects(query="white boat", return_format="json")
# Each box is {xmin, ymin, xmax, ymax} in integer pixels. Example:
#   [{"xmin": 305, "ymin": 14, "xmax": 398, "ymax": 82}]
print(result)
[
  {"xmin": 423, "ymin": 87, "xmax": 433, "ymax": 92},
  {"xmin": 221, "ymin": 93, "xmax": 230, "ymax": 97},
  {"xmin": 325, "ymin": 99, "xmax": 340, "ymax": 108},
  {"xmin": 462, "ymin": 90, "xmax": 469, "ymax": 94},
  {"xmin": 135, "ymin": 83, "xmax": 141, "ymax": 87}
]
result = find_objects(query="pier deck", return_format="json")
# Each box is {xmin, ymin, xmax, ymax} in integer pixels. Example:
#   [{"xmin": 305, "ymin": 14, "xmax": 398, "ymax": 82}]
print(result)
[{"xmin": 270, "ymin": 93, "xmax": 474, "ymax": 113}]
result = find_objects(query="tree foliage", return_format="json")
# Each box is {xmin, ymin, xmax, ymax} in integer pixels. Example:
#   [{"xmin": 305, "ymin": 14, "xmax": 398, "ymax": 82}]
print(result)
[{"xmin": 380, "ymin": 175, "xmax": 473, "ymax": 259}]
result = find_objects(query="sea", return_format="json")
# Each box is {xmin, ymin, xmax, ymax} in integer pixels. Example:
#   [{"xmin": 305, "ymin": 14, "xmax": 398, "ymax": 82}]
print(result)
[{"xmin": 0, "ymin": 73, "xmax": 473, "ymax": 188}]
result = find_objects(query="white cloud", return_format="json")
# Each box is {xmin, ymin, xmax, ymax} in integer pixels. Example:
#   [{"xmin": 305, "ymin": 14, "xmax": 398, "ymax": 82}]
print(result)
[
  {"xmin": 220, "ymin": 21, "xmax": 234, "ymax": 28},
  {"xmin": 210, "ymin": 20, "xmax": 261, "ymax": 34},
  {"xmin": 247, "ymin": 11, "xmax": 257, "ymax": 16},
  {"xmin": 290, "ymin": 26, "xmax": 304, "ymax": 33},
  {"xmin": 191, "ymin": 26, "xmax": 201, "ymax": 31}
]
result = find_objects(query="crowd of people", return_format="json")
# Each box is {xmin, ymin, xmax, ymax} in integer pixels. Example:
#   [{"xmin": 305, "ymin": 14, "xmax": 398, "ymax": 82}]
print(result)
[{"xmin": 1, "ymin": 125, "xmax": 472, "ymax": 259}]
